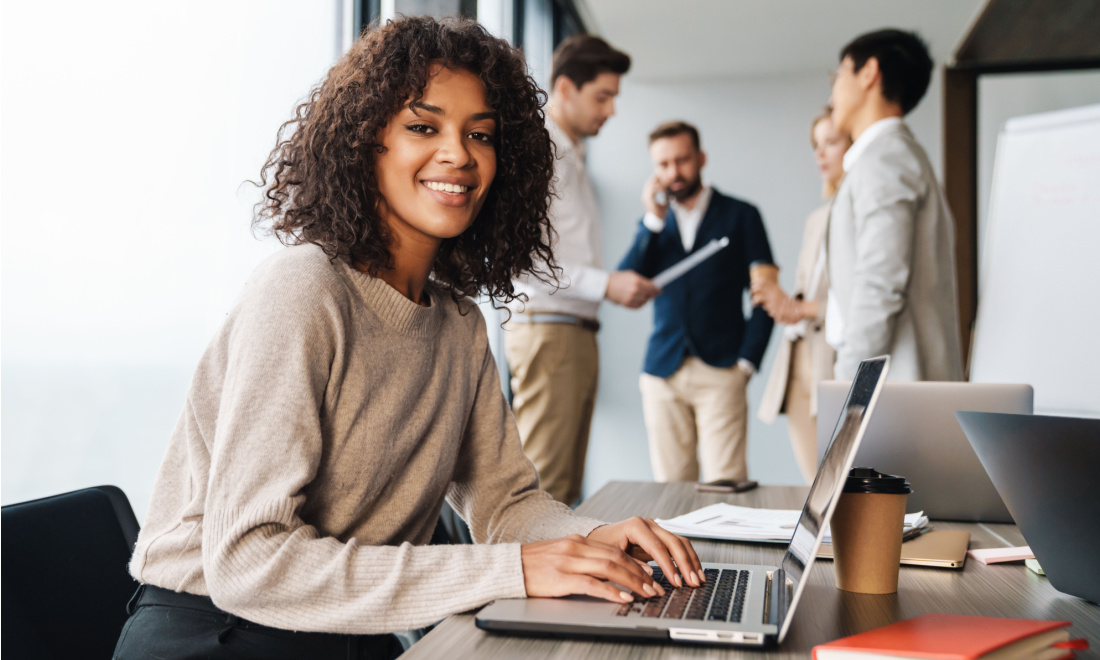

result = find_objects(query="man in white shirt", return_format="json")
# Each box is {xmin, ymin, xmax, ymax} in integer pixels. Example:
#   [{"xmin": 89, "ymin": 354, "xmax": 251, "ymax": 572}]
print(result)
[
  {"xmin": 826, "ymin": 29, "xmax": 963, "ymax": 381},
  {"xmin": 505, "ymin": 36, "xmax": 658, "ymax": 505}
]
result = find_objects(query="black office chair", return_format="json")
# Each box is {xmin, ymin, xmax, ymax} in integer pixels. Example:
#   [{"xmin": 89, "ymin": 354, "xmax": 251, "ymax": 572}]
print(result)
[{"xmin": 2, "ymin": 485, "xmax": 141, "ymax": 659}]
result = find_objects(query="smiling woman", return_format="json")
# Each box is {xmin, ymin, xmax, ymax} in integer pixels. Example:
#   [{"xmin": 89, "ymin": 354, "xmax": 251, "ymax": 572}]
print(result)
[
  {"xmin": 112, "ymin": 16, "xmax": 701, "ymax": 660},
  {"xmin": 254, "ymin": 17, "xmax": 556, "ymax": 308},
  {"xmin": 372, "ymin": 66, "xmax": 500, "ymax": 301}
]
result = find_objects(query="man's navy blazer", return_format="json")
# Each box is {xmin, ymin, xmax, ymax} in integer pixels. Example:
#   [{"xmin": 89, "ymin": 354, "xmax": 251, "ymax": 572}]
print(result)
[{"xmin": 618, "ymin": 188, "xmax": 775, "ymax": 379}]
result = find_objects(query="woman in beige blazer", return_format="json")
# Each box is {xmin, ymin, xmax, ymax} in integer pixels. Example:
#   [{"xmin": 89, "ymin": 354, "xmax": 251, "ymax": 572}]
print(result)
[{"xmin": 753, "ymin": 110, "xmax": 850, "ymax": 483}]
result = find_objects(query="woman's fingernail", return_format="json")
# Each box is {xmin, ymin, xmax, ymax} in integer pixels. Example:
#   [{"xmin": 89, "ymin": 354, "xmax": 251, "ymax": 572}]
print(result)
[
  {"xmin": 643, "ymin": 583, "xmax": 657, "ymax": 597},
  {"xmin": 643, "ymin": 564, "xmax": 653, "ymax": 575},
  {"xmin": 620, "ymin": 591, "xmax": 633, "ymax": 602},
  {"xmin": 674, "ymin": 574, "xmax": 683, "ymax": 588},
  {"xmin": 697, "ymin": 571, "xmax": 706, "ymax": 584}
]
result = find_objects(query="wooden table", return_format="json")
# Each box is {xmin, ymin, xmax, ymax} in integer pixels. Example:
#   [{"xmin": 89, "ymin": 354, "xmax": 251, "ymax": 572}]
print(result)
[{"xmin": 403, "ymin": 481, "xmax": 1100, "ymax": 658}]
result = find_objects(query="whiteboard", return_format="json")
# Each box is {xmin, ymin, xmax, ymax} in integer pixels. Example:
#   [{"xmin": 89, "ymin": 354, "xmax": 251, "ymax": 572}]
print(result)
[{"xmin": 969, "ymin": 104, "xmax": 1100, "ymax": 416}]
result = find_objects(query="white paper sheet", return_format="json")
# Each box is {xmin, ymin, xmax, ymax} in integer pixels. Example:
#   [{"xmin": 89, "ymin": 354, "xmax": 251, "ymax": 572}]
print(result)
[
  {"xmin": 656, "ymin": 503, "xmax": 928, "ymax": 544},
  {"xmin": 652, "ymin": 236, "xmax": 730, "ymax": 288}
]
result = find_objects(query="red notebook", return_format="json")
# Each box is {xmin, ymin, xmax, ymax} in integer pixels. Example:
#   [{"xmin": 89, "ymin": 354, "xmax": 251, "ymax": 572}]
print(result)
[{"xmin": 812, "ymin": 614, "xmax": 1083, "ymax": 660}]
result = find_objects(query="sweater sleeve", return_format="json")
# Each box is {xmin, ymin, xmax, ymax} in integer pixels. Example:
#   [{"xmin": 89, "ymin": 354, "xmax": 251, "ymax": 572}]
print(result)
[
  {"xmin": 448, "ymin": 323, "xmax": 606, "ymax": 544},
  {"xmin": 199, "ymin": 263, "xmax": 566, "ymax": 634}
]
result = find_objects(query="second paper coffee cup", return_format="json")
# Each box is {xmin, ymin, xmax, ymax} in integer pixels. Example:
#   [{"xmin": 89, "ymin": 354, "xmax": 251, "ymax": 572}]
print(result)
[
  {"xmin": 748, "ymin": 260, "xmax": 779, "ymax": 286},
  {"xmin": 830, "ymin": 467, "xmax": 912, "ymax": 594}
]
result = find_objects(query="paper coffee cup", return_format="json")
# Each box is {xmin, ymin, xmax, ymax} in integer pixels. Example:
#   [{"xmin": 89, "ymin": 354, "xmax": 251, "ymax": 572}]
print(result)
[
  {"xmin": 749, "ymin": 261, "xmax": 779, "ymax": 286},
  {"xmin": 830, "ymin": 468, "xmax": 911, "ymax": 594}
]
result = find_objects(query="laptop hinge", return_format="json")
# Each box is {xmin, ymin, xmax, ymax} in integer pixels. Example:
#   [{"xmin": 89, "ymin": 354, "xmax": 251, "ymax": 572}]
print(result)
[
  {"xmin": 763, "ymin": 571, "xmax": 772, "ymax": 624},
  {"xmin": 767, "ymin": 568, "xmax": 786, "ymax": 625}
]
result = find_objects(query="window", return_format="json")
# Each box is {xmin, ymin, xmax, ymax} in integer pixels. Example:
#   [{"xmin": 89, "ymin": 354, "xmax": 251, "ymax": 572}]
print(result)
[{"xmin": 1, "ymin": 2, "xmax": 346, "ymax": 516}]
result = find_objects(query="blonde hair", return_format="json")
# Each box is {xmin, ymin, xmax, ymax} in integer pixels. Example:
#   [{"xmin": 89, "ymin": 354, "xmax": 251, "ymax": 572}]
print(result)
[{"xmin": 811, "ymin": 108, "xmax": 843, "ymax": 199}]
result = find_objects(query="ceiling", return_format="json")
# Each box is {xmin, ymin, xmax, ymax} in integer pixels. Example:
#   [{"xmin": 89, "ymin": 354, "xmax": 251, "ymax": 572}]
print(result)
[{"xmin": 576, "ymin": 0, "xmax": 987, "ymax": 81}]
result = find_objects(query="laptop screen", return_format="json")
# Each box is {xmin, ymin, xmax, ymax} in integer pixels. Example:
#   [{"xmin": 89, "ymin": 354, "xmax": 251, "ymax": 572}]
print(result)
[{"xmin": 777, "ymin": 356, "xmax": 889, "ymax": 642}]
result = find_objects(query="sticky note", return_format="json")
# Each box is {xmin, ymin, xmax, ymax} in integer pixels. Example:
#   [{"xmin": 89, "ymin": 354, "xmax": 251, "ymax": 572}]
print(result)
[
  {"xmin": 966, "ymin": 546, "xmax": 1034, "ymax": 565},
  {"xmin": 1025, "ymin": 558, "xmax": 1045, "ymax": 575}
]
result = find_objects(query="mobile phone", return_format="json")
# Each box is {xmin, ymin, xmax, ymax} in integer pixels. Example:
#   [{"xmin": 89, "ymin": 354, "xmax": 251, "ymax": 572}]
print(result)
[{"xmin": 693, "ymin": 479, "xmax": 759, "ymax": 493}]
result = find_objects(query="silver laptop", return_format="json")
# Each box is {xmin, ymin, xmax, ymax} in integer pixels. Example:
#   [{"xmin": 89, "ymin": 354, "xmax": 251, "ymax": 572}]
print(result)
[
  {"xmin": 816, "ymin": 382, "xmax": 1032, "ymax": 523},
  {"xmin": 476, "ymin": 356, "xmax": 890, "ymax": 648},
  {"xmin": 958, "ymin": 411, "xmax": 1100, "ymax": 604}
]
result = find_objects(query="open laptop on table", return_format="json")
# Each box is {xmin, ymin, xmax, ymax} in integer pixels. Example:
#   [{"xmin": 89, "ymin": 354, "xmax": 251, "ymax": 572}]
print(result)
[
  {"xmin": 957, "ymin": 411, "xmax": 1100, "ymax": 604},
  {"xmin": 476, "ymin": 355, "xmax": 890, "ymax": 648},
  {"xmin": 816, "ymin": 381, "xmax": 1032, "ymax": 522}
]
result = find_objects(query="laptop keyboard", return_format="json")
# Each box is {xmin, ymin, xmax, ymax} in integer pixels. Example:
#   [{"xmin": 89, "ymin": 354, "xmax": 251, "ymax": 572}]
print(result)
[{"xmin": 615, "ymin": 567, "xmax": 750, "ymax": 622}]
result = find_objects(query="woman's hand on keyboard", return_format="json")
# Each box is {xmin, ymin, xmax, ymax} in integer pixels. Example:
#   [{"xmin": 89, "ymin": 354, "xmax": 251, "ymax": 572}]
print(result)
[
  {"xmin": 521, "ymin": 534, "xmax": 664, "ymax": 603},
  {"xmin": 587, "ymin": 517, "xmax": 704, "ymax": 589}
]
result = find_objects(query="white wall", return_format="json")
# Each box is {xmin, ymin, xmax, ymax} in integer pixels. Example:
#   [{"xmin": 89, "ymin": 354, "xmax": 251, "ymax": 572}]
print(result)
[
  {"xmin": 1, "ymin": 1, "xmax": 344, "ymax": 518},
  {"xmin": 581, "ymin": 71, "xmax": 945, "ymax": 493}
]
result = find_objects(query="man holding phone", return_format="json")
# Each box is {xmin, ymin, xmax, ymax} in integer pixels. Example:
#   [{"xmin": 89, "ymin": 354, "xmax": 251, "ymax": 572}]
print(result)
[{"xmin": 619, "ymin": 121, "xmax": 775, "ymax": 485}]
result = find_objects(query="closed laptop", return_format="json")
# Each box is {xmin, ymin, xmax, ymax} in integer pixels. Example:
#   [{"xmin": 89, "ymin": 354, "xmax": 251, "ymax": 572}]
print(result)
[{"xmin": 816, "ymin": 382, "xmax": 1032, "ymax": 523}]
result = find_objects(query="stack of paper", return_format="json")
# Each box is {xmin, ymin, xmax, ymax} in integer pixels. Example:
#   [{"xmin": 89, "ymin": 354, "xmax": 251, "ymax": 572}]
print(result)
[{"xmin": 656, "ymin": 503, "xmax": 928, "ymax": 544}]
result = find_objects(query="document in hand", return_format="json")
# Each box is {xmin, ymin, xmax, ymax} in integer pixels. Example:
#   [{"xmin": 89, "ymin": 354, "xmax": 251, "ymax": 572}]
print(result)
[
  {"xmin": 651, "ymin": 236, "xmax": 730, "ymax": 288},
  {"xmin": 656, "ymin": 503, "xmax": 928, "ymax": 544},
  {"xmin": 811, "ymin": 614, "xmax": 1085, "ymax": 660}
]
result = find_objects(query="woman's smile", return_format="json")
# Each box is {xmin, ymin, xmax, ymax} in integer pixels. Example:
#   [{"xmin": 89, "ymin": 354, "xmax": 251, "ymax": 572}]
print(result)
[{"xmin": 420, "ymin": 177, "xmax": 476, "ymax": 207}]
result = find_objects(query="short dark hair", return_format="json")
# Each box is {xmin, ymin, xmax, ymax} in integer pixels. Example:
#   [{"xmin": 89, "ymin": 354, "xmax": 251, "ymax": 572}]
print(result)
[
  {"xmin": 550, "ymin": 35, "xmax": 630, "ymax": 88},
  {"xmin": 648, "ymin": 120, "xmax": 700, "ymax": 151},
  {"xmin": 840, "ymin": 29, "xmax": 933, "ymax": 115}
]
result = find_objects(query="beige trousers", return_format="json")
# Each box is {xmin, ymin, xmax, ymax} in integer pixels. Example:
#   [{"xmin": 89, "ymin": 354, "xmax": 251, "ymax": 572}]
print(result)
[
  {"xmin": 639, "ymin": 357, "xmax": 749, "ymax": 483},
  {"xmin": 504, "ymin": 322, "xmax": 598, "ymax": 505},
  {"xmin": 785, "ymin": 338, "xmax": 819, "ymax": 484}
]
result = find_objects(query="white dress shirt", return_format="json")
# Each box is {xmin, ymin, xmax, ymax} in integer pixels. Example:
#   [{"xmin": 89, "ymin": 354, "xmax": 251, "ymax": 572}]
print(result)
[
  {"xmin": 825, "ymin": 116, "xmax": 905, "ymax": 351},
  {"xmin": 507, "ymin": 117, "xmax": 607, "ymax": 321},
  {"xmin": 642, "ymin": 184, "xmax": 713, "ymax": 251}
]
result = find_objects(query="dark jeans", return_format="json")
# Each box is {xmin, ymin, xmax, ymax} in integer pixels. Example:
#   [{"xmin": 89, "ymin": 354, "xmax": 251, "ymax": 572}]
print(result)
[{"xmin": 113, "ymin": 585, "xmax": 403, "ymax": 660}]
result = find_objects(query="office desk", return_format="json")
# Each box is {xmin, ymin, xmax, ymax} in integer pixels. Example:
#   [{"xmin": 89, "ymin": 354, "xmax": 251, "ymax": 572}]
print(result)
[{"xmin": 404, "ymin": 482, "xmax": 1099, "ymax": 658}]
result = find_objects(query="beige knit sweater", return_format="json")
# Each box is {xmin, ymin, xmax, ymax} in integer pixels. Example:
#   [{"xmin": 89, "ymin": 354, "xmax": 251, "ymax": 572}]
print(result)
[{"xmin": 130, "ymin": 244, "xmax": 604, "ymax": 634}]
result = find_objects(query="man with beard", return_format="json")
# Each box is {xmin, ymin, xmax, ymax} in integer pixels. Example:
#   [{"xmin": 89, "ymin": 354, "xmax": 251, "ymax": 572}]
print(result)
[{"xmin": 619, "ymin": 121, "xmax": 774, "ymax": 483}]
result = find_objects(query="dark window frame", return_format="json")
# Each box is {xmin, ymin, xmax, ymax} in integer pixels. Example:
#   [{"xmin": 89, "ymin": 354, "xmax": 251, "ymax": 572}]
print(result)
[{"xmin": 354, "ymin": 0, "xmax": 586, "ymax": 47}]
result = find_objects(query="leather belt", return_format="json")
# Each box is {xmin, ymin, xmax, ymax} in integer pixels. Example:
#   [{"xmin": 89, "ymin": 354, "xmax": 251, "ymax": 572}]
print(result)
[{"xmin": 510, "ymin": 313, "xmax": 600, "ymax": 333}]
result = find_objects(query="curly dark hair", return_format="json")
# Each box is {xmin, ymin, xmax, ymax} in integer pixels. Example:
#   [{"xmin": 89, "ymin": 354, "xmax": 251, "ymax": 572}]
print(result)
[{"xmin": 253, "ymin": 16, "xmax": 557, "ymax": 305}]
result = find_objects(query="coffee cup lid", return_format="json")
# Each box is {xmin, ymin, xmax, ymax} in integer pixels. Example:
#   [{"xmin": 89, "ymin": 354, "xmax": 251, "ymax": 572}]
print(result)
[{"xmin": 843, "ymin": 467, "xmax": 912, "ymax": 495}]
